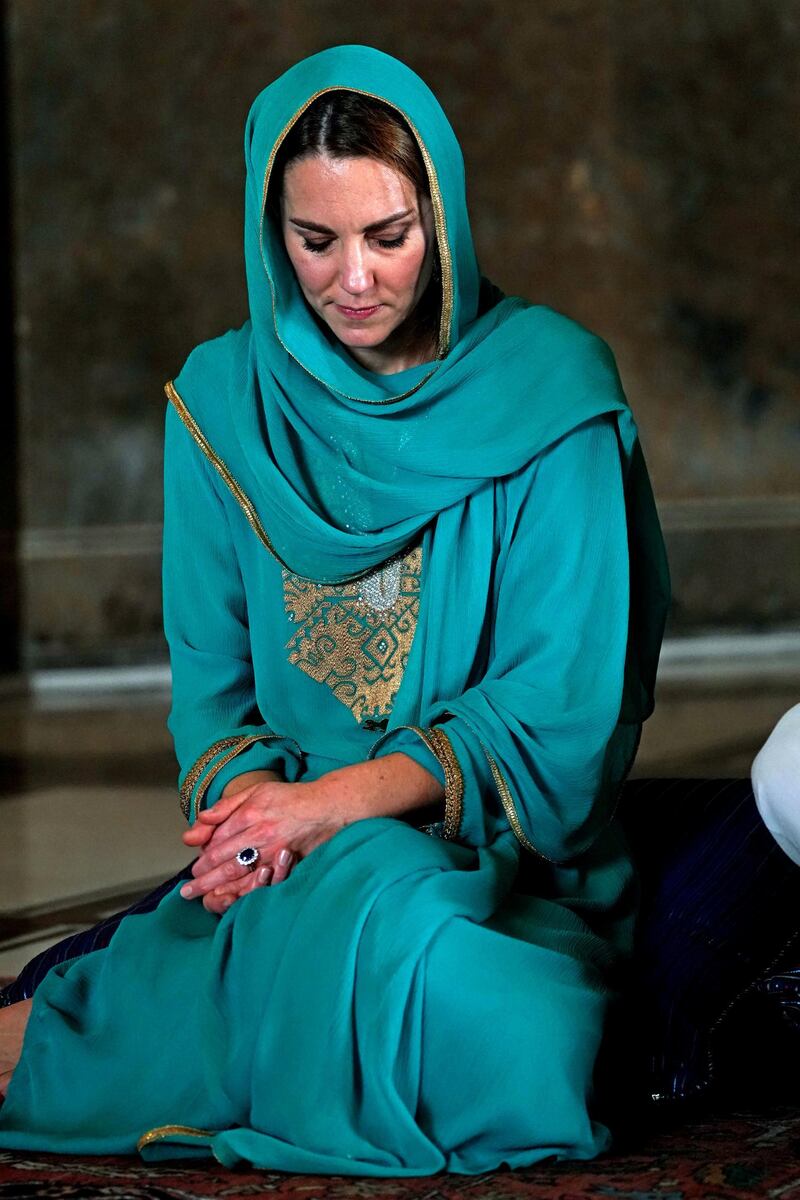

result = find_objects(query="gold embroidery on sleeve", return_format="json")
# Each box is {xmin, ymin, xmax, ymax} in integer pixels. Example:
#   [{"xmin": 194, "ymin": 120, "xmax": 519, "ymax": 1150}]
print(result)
[
  {"xmin": 180, "ymin": 732, "xmax": 302, "ymax": 823},
  {"xmin": 427, "ymin": 712, "xmax": 564, "ymax": 861},
  {"xmin": 370, "ymin": 722, "xmax": 463, "ymax": 841},
  {"xmin": 179, "ymin": 736, "xmax": 243, "ymax": 820},
  {"xmin": 282, "ymin": 544, "xmax": 422, "ymax": 725},
  {"xmin": 426, "ymin": 725, "xmax": 464, "ymax": 840},
  {"xmin": 480, "ymin": 743, "xmax": 548, "ymax": 857}
]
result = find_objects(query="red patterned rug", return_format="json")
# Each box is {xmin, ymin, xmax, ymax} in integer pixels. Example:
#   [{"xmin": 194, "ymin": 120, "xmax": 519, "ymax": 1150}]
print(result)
[{"xmin": 0, "ymin": 1106, "xmax": 798, "ymax": 1200}]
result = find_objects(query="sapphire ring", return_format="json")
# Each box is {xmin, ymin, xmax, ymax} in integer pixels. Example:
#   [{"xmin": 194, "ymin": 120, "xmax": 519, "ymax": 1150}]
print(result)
[{"xmin": 235, "ymin": 846, "xmax": 260, "ymax": 873}]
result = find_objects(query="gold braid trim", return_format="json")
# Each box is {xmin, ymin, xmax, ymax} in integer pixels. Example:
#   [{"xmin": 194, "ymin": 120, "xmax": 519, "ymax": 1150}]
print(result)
[
  {"xmin": 137, "ymin": 1124, "xmax": 217, "ymax": 1152},
  {"xmin": 480, "ymin": 743, "xmax": 549, "ymax": 857},
  {"xmin": 166, "ymin": 380, "xmax": 285, "ymax": 567},
  {"xmin": 370, "ymin": 722, "xmax": 463, "ymax": 840},
  {"xmin": 425, "ymin": 726, "xmax": 464, "ymax": 840},
  {"xmin": 409, "ymin": 712, "xmax": 565, "ymax": 862},
  {"xmin": 180, "ymin": 732, "xmax": 302, "ymax": 823},
  {"xmin": 167, "ymin": 380, "xmax": 390, "ymax": 587},
  {"xmin": 179, "ymin": 736, "xmax": 242, "ymax": 820},
  {"xmin": 430, "ymin": 712, "xmax": 556, "ymax": 858}
]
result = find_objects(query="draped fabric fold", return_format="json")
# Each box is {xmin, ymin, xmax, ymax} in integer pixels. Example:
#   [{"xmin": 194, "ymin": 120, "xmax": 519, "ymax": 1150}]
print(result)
[{"xmin": 0, "ymin": 821, "xmax": 618, "ymax": 1173}]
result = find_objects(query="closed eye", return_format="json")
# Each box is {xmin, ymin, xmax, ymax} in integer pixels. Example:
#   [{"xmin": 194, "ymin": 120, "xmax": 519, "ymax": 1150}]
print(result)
[
  {"xmin": 376, "ymin": 232, "xmax": 409, "ymax": 249},
  {"xmin": 301, "ymin": 231, "xmax": 410, "ymax": 254}
]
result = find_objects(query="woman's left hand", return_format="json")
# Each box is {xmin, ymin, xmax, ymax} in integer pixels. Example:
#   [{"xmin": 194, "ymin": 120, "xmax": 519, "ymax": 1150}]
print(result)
[{"xmin": 179, "ymin": 778, "xmax": 347, "ymax": 906}]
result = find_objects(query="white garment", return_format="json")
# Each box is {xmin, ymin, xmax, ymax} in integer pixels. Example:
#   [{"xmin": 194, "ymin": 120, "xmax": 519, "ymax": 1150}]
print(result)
[{"xmin": 751, "ymin": 702, "xmax": 800, "ymax": 866}]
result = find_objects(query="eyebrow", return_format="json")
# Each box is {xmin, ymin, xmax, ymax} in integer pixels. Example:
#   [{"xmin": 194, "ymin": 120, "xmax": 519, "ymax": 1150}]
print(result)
[{"xmin": 288, "ymin": 208, "xmax": 415, "ymax": 235}]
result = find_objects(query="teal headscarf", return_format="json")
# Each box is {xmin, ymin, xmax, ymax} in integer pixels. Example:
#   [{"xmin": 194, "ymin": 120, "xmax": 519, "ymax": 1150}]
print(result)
[
  {"xmin": 169, "ymin": 43, "xmax": 670, "ymax": 858},
  {"xmin": 172, "ymin": 46, "xmax": 661, "ymax": 571}
]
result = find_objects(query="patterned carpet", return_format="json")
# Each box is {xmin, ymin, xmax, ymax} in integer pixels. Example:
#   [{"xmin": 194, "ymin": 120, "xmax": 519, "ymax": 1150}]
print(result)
[{"xmin": 0, "ymin": 1106, "xmax": 798, "ymax": 1199}]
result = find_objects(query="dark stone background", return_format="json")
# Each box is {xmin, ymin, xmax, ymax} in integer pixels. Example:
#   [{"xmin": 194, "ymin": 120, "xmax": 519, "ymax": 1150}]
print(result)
[{"xmin": 4, "ymin": 0, "xmax": 799, "ymax": 668}]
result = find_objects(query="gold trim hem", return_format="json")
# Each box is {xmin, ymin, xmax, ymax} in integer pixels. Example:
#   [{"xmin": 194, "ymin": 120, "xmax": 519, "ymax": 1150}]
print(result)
[
  {"xmin": 137, "ymin": 1124, "xmax": 217, "ymax": 1152},
  {"xmin": 166, "ymin": 380, "xmax": 285, "ymax": 568},
  {"xmin": 481, "ymin": 743, "xmax": 556, "ymax": 859},
  {"xmin": 425, "ymin": 726, "xmax": 464, "ymax": 840},
  {"xmin": 179, "ymin": 735, "xmax": 242, "ymax": 819}
]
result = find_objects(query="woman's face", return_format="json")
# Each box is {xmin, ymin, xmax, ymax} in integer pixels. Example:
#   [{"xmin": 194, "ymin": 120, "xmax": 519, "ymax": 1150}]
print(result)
[{"xmin": 280, "ymin": 153, "xmax": 435, "ymax": 370}]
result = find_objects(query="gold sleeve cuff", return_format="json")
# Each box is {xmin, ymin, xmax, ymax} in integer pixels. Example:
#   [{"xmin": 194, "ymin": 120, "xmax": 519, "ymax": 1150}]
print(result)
[
  {"xmin": 370, "ymin": 722, "xmax": 463, "ymax": 841},
  {"xmin": 424, "ymin": 725, "xmax": 464, "ymax": 840},
  {"xmin": 179, "ymin": 732, "xmax": 296, "ymax": 823}
]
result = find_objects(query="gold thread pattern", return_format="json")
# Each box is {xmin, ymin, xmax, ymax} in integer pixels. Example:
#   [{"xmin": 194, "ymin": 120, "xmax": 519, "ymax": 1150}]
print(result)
[
  {"xmin": 282, "ymin": 546, "xmax": 422, "ymax": 724},
  {"xmin": 369, "ymin": 721, "xmax": 463, "ymax": 841},
  {"xmin": 137, "ymin": 1124, "xmax": 217, "ymax": 1152},
  {"xmin": 425, "ymin": 725, "xmax": 464, "ymax": 840},
  {"xmin": 179, "ymin": 736, "xmax": 243, "ymax": 820},
  {"xmin": 424, "ymin": 711, "xmax": 563, "ymax": 861},
  {"xmin": 258, "ymin": 86, "xmax": 454, "ymax": 398}
]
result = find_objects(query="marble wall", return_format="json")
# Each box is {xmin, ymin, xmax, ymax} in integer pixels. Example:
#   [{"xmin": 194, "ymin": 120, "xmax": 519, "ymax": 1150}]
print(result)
[{"xmin": 6, "ymin": 0, "xmax": 799, "ymax": 668}]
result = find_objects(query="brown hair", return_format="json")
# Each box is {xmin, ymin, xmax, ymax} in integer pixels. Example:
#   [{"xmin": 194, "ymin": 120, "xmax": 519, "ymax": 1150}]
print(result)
[{"xmin": 267, "ymin": 90, "xmax": 441, "ymax": 349}]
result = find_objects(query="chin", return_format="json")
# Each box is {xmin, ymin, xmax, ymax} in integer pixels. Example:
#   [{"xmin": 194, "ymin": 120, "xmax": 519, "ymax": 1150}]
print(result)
[
  {"xmin": 328, "ymin": 317, "xmax": 397, "ymax": 348},
  {"xmin": 337, "ymin": 328, "xmax": 387, "ymax": 347}
]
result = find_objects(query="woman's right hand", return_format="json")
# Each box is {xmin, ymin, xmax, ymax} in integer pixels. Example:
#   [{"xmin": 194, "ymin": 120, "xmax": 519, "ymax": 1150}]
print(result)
[
  {"xmin": 181, "ymin": 768, "xmax": 295, "ymax": 914},
  {"xmin": 199, "ymin": 847, "xmax": 297, "ymax": 914}
]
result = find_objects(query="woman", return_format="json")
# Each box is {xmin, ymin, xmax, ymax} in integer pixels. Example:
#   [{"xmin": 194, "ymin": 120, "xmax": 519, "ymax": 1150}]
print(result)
[{"xmin": 0, "ymin": 45, "xmax": 669, "ymax": 1173}]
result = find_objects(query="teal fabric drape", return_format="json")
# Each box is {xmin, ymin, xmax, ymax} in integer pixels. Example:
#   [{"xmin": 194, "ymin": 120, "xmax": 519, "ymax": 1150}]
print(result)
[{"xmin": 0, "ymin": 44, "xmax": 670, "ymax": 1173}]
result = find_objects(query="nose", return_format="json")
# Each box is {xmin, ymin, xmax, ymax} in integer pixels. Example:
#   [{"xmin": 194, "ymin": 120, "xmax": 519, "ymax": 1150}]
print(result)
[{"xmin": 339, "ymin": 241, "xmax": 373, "ymax": 296}]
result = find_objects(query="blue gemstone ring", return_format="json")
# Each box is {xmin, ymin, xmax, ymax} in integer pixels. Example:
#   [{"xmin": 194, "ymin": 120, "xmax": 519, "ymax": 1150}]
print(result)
[{"xmin": 235, "ymin": 846, "xmax": 260, "ymax": 873}]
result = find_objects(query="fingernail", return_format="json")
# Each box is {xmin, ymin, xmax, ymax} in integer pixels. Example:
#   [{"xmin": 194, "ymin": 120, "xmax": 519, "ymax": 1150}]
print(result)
[
  {"xmin": 221, "ymin": 897, "xmax": 233, "ymax": 910},
  {"xmin": 180, "ymin": 884, "xmax": 194, "ymax": 898},
  {"xmin": 277, "ymin": 849, "xmax": 292, "ymax": 866},
  {"xmin": 256, "ymin": 866, "xmax": 270, "ymax": 884}
]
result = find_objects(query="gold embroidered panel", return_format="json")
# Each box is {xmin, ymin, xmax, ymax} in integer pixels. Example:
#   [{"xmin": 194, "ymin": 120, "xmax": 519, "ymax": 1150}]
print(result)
[{"xmin": 282, "ymin": 544, "xmax": 423, "ymax": 724}]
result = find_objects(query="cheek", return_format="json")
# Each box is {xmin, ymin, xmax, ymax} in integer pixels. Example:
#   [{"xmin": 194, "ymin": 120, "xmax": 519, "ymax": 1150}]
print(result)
[
  {"xmin": 388, "ymin": 243, "xmax": 428, "ymax": 296},
  {"xmin": 286, "ymin": 245, "xmax": 331, "ymax": 296}
]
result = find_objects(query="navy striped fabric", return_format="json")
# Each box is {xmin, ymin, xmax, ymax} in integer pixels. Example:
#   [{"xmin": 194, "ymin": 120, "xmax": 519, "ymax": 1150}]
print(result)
[
  {"xmin": 618, "ymin": 778, "xmax": 800, "ymax": 1106},
  {"xmin": 0, "ymin": 863, "xmax": 195, "ymax": 1007},
  {"xmin": 3, "ymin": 779, "xmax": 800, "ymax": 1108}
]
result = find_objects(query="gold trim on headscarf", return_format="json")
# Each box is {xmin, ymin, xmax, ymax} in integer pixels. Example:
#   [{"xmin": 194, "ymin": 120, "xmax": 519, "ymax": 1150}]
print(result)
[
  {"xmin": 166, "ymin": 379, "xmax": 380, "ymax": 585},
  {"xmin": 258, "ymin": 86, "xmax": 454, "ymax": 403}
]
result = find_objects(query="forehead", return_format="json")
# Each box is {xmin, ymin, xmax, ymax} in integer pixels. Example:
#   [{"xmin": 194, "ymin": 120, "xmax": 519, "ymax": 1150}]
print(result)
[{"xmin": 282, "ymin": 154, "xmax": 418, "ymax": 221}]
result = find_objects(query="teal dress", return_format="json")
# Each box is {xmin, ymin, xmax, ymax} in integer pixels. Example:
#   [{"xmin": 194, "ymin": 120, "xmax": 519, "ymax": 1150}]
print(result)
[{"xmin": 0, "ymin": 45, "xmax": 669, "ymax": 1174}]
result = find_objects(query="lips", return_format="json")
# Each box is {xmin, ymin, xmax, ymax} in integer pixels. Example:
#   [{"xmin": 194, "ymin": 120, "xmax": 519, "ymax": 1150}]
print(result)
[{"xmin": 334, "ymin": 303, "xmax": 383, "ymax": 320}]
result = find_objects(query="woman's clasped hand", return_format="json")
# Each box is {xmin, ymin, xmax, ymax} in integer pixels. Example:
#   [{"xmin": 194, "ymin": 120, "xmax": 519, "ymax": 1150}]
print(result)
[{"xmin": 180, "ymin": 778, "xmax": 347, "ymax": 914}]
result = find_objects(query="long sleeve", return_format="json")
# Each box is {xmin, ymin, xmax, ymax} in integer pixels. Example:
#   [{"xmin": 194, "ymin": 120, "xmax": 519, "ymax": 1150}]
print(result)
[
  {"xmin": 162, "ymin": 402, "xmax": 304, "ymax": 823},
  {"xmin": 370, "ymin": 414, "xmax": 638, "ymax": 859}
]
